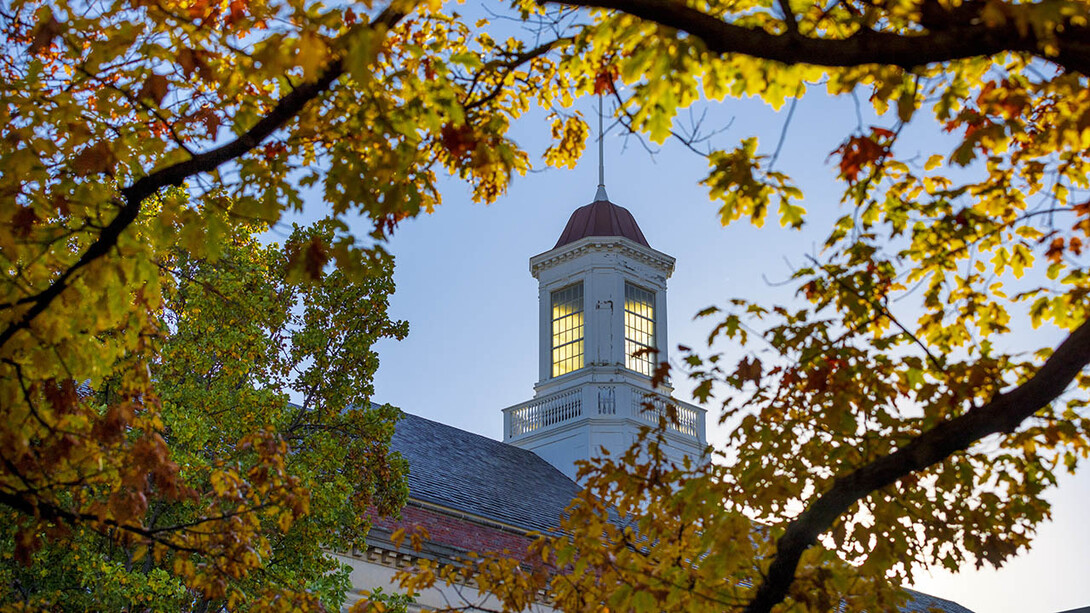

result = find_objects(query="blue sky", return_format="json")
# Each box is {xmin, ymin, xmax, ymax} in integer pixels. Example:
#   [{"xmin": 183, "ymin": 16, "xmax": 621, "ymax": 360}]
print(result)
[{"xmin": 335, "ymin": 81, "xmax": 1090, "ymax": 612}]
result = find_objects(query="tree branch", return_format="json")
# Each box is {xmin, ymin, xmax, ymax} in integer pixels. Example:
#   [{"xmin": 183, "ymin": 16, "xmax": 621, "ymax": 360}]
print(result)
[
  {"xmin": 550, "ymin": 0, "xmax": 1090, "ymax": 75},
  {"xmin": 0, "ymin": 489, "xmax": 205, "ymax": 556},
  {"xmin": 743, "ymin": 316, "xmax": 1090, "ymax": 613},
  {"xmin": 0, "ymin": 7, "xmax": 406, "ymax": 352}
]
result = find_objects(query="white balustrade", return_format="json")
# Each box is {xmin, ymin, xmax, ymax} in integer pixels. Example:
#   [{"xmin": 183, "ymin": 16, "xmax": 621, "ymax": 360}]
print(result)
[
  {"xmin": 505, "ymin": 388, "xmax": 583, "ymax": 437},
  {"xmin": 630, "ymin": 392, "xmax": 702, "ymax": 438},
  {"xmin": 504, "ymin": 382, "xmax": 705, "ymax": 444}
]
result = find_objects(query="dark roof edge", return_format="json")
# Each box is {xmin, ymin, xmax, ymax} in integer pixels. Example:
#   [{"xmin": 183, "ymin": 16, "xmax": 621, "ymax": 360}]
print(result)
[{"xmin": 405, "ymin": 498, "xmax": 547, "ymax": 536}]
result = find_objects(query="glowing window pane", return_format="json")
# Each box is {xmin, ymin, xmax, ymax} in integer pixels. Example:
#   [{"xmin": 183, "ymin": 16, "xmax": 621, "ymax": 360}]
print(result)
[
  {"xmin": 551, "ymin": 283, "xmax": 584, "ymax": 377},
  {"xmin": 624, "ymin": 282, "xmax": 656, "ymax": 376}
]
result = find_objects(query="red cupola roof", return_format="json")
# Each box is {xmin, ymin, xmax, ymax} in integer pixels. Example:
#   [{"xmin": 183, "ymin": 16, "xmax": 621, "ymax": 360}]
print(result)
[{"xmin": 554, "ymin": 199, "xmax": 650, "ymax": 249}]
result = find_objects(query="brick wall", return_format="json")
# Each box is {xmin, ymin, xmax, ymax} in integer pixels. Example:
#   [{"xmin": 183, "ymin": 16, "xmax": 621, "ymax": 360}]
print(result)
[{"xmin": 371, "ymin": 503, "xmax": 540, "ymax": 565}]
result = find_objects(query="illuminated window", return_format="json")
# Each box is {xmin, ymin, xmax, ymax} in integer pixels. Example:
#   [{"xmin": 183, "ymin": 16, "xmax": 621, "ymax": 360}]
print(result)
[
  {"xmin": 551, "ymin": 283, "xmax": 584, "ymax": 377},
  {"xmin": 624, "ymin": 282, "xmax": 655, "ymax": 376}
]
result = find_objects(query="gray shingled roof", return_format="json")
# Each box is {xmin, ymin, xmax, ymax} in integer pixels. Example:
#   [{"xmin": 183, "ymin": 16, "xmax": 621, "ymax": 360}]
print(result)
[
  {"xmin": 902, "ymin": 589, "xmax": 974, "ymax": 613},
  {"xmin": 389, "ymin": 412, "xmax": 581, "ymax": 534}
]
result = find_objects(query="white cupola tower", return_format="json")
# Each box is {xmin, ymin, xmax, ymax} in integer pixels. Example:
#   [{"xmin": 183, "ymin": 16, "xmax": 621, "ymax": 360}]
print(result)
[{"xmin": 501, "ymin": 193, "xmax": 707, "ymax": 480}]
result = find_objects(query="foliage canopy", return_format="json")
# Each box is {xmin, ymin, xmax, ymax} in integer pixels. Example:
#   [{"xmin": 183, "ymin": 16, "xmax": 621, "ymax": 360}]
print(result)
[{"xmin": 2, "ymin": 0, "xmax": 1090, "ymax": 609}]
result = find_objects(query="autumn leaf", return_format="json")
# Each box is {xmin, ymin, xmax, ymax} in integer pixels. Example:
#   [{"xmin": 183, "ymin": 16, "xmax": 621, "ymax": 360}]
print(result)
[
  {"xmin": 6, "ymin": 0, "xmax": 1090, "ymax": 611},
  {"xmin": 1046, "ymin": 237, "xmax": 1066, "ymax": 263},
  {"xmin": 139, "ymin": 73, "xmax": 170, "ymax": 106},
  {"xmin": 11, "ymin": 206, "xmax": 40, "ymax": 238},
  {"xmin": 192, "ymin": 107, "xmax": 221, "ymax": 138},
  {"xmin": 29, "ymin": 12, "xmax": 63, "ymax": 54},
  {"xmin": 440, "ymin": 123, "xmax": 476, "ymax": 160},
  {"xmin": 71, "ymin": 141, "xmax": 117, "ymax": 175},
  {"xmin": 177, "ymin": 48, "xmax": 202, "ymax": 78},
  {"xmin": 304, "ymin": 235, "xmax": 329, "ymax": 279},
  {"xmin": 832, "ymin": 134, "xmax": 888, "ymax": 183},
  {"xmin": 593, "ymin": 65, "xmax": 617, "ymax": 95},
  {"xmin": 296, "ymin": 33, "xmax": 329, "ymax": 79},
  {"xmin": 734, "ymin": 356, "xmax": 763, "ymax": 383},
  {"xmin": 544, "ymin": 114, "xmax": 588, "ymax": 169}
]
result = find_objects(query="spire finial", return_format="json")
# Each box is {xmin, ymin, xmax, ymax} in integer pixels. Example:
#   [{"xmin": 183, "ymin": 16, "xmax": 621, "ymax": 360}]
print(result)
[{"xmin": 594, "ymin": 94, "xmax": 609, "ymax": 202}]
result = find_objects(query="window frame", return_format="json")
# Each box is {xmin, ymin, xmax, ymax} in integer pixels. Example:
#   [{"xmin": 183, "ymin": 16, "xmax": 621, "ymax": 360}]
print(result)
[
  {"xmin": 623, "ymin": 281, "xmax": 656, "ymax": 376},
  {"xmin": 550, "ymin": 282, "xmax": 585, "ymax": 378}
]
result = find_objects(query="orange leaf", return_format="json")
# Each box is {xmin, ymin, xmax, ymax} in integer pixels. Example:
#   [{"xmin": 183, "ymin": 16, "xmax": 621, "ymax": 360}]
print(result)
[
  {"xmin": 593, "ymin": 66, "xmax": 617, "ymax": 95},
  {"xmin": 1069, "ymin": 236, "xmax": 1083, "ymax": 256},
  {"xmin": 833, "ymin": 135, "xmax": 887, "ymax": 183},
  {"xmin": 1045, "ymin": 237, "xmax": 1065, "ymax": 263}
]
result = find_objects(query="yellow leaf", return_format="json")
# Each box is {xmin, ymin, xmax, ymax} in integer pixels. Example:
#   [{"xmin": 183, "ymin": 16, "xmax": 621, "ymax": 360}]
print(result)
[{"xmin": 296, "ymin": 33, "xmax": 329, "ymax": 80}]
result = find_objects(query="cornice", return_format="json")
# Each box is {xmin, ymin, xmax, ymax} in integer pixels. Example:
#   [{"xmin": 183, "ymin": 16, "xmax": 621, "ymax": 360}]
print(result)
[{"xmin": 530, "ymin": 236, "xmax": 675, "ymax": 278}]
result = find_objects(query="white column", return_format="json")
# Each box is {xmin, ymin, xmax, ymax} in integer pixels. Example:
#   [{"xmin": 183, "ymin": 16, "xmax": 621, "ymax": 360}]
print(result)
[
  {"xmin": 538, "ymin": 285, "xmax": 551, "ymax": 384},
  {"xmin": 654, "ymin": 286, "xmax": 669, "ymax": 368},
  {"xmin": 585, "ymin": 269, "xmax": 607, "ymax": 367},
  {"xmin": 609, "ymin": 272, "xmax": 626, "ymax": 367}
]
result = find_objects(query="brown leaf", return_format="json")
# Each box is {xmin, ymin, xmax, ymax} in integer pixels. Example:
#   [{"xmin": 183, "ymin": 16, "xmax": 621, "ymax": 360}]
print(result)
[
  {"xmin": 52, "ymin": 193, "xmax": 70, "ymax": 217},
  {"xmin": 651, "ymin": 357, "xmax": 670, "ymax": 388},
  {"xmin": 71, "ymin": 141, "xmax": 117, "ymax": 176},
  {"xmin": 139, "ymin": 73, "xmax": 170, "ymax": 106},
  {"xmin": 305, "ymin": 236, "xmax": 328, "ymax": 280},
  {"xmin": 44, "ymin": 379, "xmax": 77, "ymax": 415},
  {"xmin": 735, "ymin": 356, "xmax": 763, "ymax": 383},
  {"xmin": 108, "ymin": 488, "xmax": 148, "ymax": 523},
  {"xmin": 11, "ymin": 206, "xmax": 39, "ymax": 238},
  {"xmin": 178, "ymin": 48, "xmax": 199, "ymax": 77},
  {"xmin": 92, "ymin": 404, "xmax": 128, "ymax": 444},
  {"xmin": 29, "ymin": 14, "xmax": 63, "ymax": 54},
  {"xmin": 14, "ymin": 529, "xmax": 39, "ymax": 566},
  {"xmin": 226, "ymin": 0, "xmax": 247, "ymax": 26},
  {"xmin": 193, "ymin": 107, "xmax": 221, "ymax": 139},
  {"xmin": 178, "ymin": 48, "xmax": 216, "ymax": 81},
  {"xmin": 440, "ymin": 123, "xmax": 476, "ymax": 160},
  {"xmin": 833, "ymin": 135, "xmax": 888, "ymax": 183}
]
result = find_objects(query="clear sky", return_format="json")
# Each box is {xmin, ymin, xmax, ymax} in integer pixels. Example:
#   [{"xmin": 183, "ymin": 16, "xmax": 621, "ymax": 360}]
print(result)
[{"xmin": 329, "ymin": 71, "xmax": 1090, "ymax": 612}]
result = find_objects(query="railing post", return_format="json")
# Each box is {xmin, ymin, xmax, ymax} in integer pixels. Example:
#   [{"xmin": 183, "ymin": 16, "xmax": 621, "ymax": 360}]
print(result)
[
  {"xmin": 503, "ymin": 408, "xmax": 512, "ymax": 439},
  {"xmin": 617, "ymin": 383, "xmax": 634, "ymax": 420},
  {"xmin": 580, "ymin": 384, "xmax": 594, "ymax": 420}
]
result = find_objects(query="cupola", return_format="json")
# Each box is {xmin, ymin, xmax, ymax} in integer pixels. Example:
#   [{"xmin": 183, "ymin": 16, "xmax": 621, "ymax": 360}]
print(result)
[{"xmin": 500, "ymin": 192, "xmax": 706, "ymax": 480}]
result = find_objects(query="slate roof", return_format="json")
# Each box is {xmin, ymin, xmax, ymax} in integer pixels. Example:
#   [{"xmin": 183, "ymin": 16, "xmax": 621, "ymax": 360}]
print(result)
[
  {"xmin": 554, "ymin": 199, "xmax": 650, "ymax": 249},
  {"xmin": 389, "ymin": 412, "xmax": 581, "ymax": 534},
  {"xmin": 902, "ymin": 588, "xmax": 975, "ymax": 613}
]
